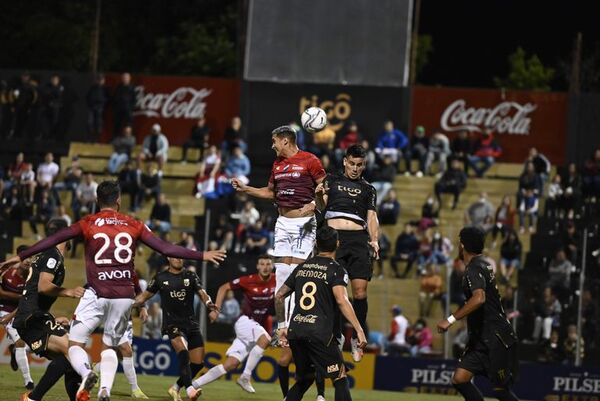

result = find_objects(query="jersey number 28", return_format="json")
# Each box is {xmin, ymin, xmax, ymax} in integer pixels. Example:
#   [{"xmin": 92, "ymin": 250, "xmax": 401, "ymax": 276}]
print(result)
[{"xmin": 93, "ymin": 232, "xmax": 133, "ymax": 264}]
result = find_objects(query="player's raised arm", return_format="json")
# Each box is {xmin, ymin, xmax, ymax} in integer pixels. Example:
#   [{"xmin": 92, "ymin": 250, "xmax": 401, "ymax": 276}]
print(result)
[
  {"xmin": 333, "ymin": 285, "xmax": 367, "ymax": 348},
  {"xmin": 231, "ymin": 178, "xmax": 275, "ymax": 200},
  {"xmin": 437, "ymin": 288, "xmax": 486, "ymax": 333},
  {"xmin": 38, "ymin": 272, "xmax": 85, "ymax": 298},
  {"xmin": 139, "ymin": 229, "xmax": 226, "ymax": 265}
]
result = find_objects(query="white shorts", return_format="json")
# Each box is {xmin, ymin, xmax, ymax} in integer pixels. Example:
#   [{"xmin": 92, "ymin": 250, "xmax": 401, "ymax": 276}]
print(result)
[
  {"xmin": 273, "ymin": 215, "xmax": 316, "ymax": 260},
  {"xmin": 226, "ymin": 315, "xmax": 269, "ymax": 362},
  {"xmin": 0, "ymin": 310, "xmax": 20, "ymax": 342},
  {"xmin": 69, "ymin": 289, "xmax": 133, "ymax": 347},
  {"xmin": 118, "ymin": 321, "xmax": 134, "ymax": 346}
]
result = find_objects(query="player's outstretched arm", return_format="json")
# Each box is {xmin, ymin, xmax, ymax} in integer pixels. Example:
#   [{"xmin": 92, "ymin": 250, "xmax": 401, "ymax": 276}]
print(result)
[
  {"xmin": 333, "ymin": 285, "xmax": 367, "ymax": 349},
  {"xmin": 437, "ymin": 288, "xmax": 486, "ymax": 333},
  {"xmin": 231, "ymin": 178, "xmax": 275, "ymax": 200},
  {"xmin": 209, "ymin": 282, "xmax": 231, "ymax": 322},
  {"xmin": 314, "ymin": 182, "xmax": 328, "ymax": 211},
  {"xmin": 140, "ymin": 230, "xmax": 226, "ymax": 265},
  {"xmin": 133, "ymin": 291, "xmax": 154, "ymax": 308},
  {"xmin": 367, "ymin": 210, "xmax": 380, "ymax": 259},
  {"xmin": 0, "ymin": 309, "xmax": 17, "ymax": 326},
  {"xmin": 38, "ymin": 272, "xmax": 85, "ymax": 298}
]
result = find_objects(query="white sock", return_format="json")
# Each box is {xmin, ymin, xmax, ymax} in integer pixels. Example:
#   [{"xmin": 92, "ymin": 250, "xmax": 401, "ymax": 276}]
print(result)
[
  {"xmin": 192, "ymin": 364, "xmax": 227, "ymax": 389},
  {"xmin": 15, "ymin": 347, "xmax": 33, "ymax": 384},
  {"xmin": 122, "ymin": 357, "xmax": 139, "ymax": 391},
  {"xmin": 94, "ymin": 362, "xmax": 101, "ymax": 373},
  {"xmin": 172, "ymin": 383, "xmax": 180, "ymax": 391},
  {"xmin": 99, "ymin": 349, "xmax": 119, "ymax": 396},
  {"xmin": 68, "ymin": 345, "xmax": 92, "ymax": 378},
  {"xmin": 243, "ymin": 345, "xmax": 265, "ymax": 377}
]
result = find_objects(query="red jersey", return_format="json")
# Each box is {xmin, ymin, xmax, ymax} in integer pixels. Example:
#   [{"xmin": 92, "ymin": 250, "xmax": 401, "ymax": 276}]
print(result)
[
  {"xmin": 0, "ymin": 267, "xmax": 26, "ymax": 312},
  {"xmin": 230, "ymin": 273, "xmax": 276, "ymax": 328},
  {"xmin": 268, "ymin": 151, "xmax": 325, "ymax": 209}
]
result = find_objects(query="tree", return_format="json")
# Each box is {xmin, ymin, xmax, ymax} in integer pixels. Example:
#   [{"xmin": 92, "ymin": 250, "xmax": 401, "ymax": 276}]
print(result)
[{"xmin": 494, "ymin": 47, "xmax": 555, "ymax": 91}]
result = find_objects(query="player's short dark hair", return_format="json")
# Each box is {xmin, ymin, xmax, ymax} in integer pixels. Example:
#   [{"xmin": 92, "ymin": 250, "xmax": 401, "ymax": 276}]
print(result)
[
  {"xmin": 459, "ymin": 226, "xmax": 485, "ymax": 254},
  {"xmin": 257, "ymin": 254, "xmax": 272, "ymax": 263},
  {"xmin": 46, "ymin": 218, "xmax": 69, "ymax": 236},
  {"xmin": 96, "ymin": 180, "xmax": 121, "ymax": 207},
  {"xmin": 272, "ymin": 125, "xmax": 297, "ymax": 144},
  {"xmin": 345, "ymin": 144, "xmax": 367, "ymax": 159},
  {"xmin": 316, "ymin": 226, "xmax": 338, "ymax": 253}
]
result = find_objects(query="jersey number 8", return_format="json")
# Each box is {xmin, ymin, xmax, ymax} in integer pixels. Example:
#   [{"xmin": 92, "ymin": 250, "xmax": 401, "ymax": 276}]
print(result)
[
  {"xmin": 93, "ymin": 232, "xmax": 133, "ymax": 265},
  {"xmin": 300, "ymin": 281, "xmax": 317, "ymax": 311}
]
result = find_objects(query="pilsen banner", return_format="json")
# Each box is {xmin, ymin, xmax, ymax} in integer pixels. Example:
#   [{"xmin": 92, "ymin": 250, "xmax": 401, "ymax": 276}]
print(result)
[
  {"xmin": 102, "ymin": 74, "xmax": 240, "ymax": 145},
  {"xmin": 411, "ymin": 86, "xmax": 568, "ymax": 164}
]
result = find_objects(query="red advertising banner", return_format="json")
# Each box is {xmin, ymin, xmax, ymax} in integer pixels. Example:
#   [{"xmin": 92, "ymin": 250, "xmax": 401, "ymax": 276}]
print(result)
[
  {"xmin": 411, "ymin": 86, "xmax": 568, "ymax": 164},
  {"xmin": 101, "ymin": 74, "xmax": 241, "ymax": 145}
]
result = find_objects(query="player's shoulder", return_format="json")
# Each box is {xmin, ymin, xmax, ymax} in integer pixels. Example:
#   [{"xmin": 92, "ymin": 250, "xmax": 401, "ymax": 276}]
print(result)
[{"xmin": 298, "ymin": 150, "xmax": 321, "ymax": 163}]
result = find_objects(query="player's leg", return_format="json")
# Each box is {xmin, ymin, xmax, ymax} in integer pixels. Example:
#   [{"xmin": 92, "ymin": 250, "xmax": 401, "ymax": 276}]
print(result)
[
  {"xmin": 286, "ymin": 340, "xmax": 315, "ymax": 401},
  {"xmin": 489, "ymin": 340, "xmax": 519, "ymax": 401},
  {"xmin": 350, "ymin": 278, "xmax": 368, "ymax": 361},
  {"xmin": 172, "ymin": 328, "xmax": 206, "ymax": 400},
  {"xmin": 451, "ymin": 368, "xmax": 484, "ymax": 401},
  {"xmin": 118, "ymin": 338, "xmax": 148, "ymax": 399},
  {"xmin": 309, "ymin": 338, "xmax": 350, "ymax": 401},
  {"xmin": 238, "ymin": 331, "xmax": 271, "ymax": 392},
  {"xmin": 6, "ymin": 319, "xmax": 34, "ymax": 389},
  {"xmin": 315, "ymin": 369, "xmax": 326, "ymax": 401}
]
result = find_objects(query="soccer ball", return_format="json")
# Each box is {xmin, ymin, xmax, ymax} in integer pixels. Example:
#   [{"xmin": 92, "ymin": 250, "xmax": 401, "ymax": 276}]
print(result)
[{"xmin": 301, "ymin": 107, "xmax": 328, "ymax": 133}]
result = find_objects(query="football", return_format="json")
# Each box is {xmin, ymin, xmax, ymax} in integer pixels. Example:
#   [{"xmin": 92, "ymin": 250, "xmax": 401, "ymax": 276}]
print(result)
[{"xmin": 301, "ymin": 107, "xmax": 328, "ymax": 133}]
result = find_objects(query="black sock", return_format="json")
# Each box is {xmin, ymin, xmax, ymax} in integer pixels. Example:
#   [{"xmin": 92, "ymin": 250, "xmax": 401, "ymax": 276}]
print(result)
[
  {"xmin": 177, "ymin": 350, "xmax": 192, "ymax": 388},
  {"xmin": 352, "ymin": 298, "xmax": 368, "ymax": 338},
  {"xmin": 177, "ymin": 362, "xmax": 204, "ymax": 387},
  {"xmin": 64, "ymin": 366, "xmax": 81, "ymax": 401},
  {"xmin": 315, "ymin": 371, "xmax": 325, "ymax": 397},
  {"xmin": 286, "ymin": 373, "xmax": 314, "ymax": 401},
  {"xmin": 492, "ymin": 387, "xmax": 519, "ymax": 401},
  {"xmin": 278, "ymin": 364, "xmax": 289, "ymax": 397},
  {"xmin": 453, "ymin": 381, "xmax": 484, "ymax": 401},
  {"xmin": 30, "ymin": 354, "xmax": 70, "ymax": 401},
  {"xmin": 334, "ymin": 377, "xmax": 352, "ymax": 401}
]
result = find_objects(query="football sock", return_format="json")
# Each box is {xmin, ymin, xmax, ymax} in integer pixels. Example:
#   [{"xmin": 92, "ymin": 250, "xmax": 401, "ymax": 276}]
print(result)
[
  {"xmin": 352, "ymin": 298, "xmax": 368, "ymax": 338},
  {"xmin": 492, "ymin": 387, "xmax": 519, "ymax": 401},
  {"xmin": 278, "ymin": 364, "xmax": 289, "ymax": 397},
  {"xmin": 68, "ymin": 345, "xmax": 92, "ymax": 378},
  {"xmin": 243, "ymin": 345, "xmax": 265, "ymax": 377},
  {"xmin": 177, "ymin": 362, "xmax": 204, "ymax": 387},
  {"xmin": 93, "ymin": 362, "xmax": 101, "ymax": 373},
  {"xmin": 177, "ymin": 350, "xmax": 192, "ymax": 388},
  {"xmin": 99, "ymin": 348, "xmax": 118, "ymax": 396},
  {"xmin": 286, "ymin": 373, "xmax": 314, "ymax": 401},
  {"xmin": 192, "ymin": 364, "xmax": 226, "ymax": 388},
  {"xmin": 64, "ymin": 366, "xmax": 81, "ymax": 401},
  {"xmin": 453, "ymin": 381, "xmax": 484, "ymax": 401},
  {"xmin": 30, "ymin": 354, "xmax": 70, "ymax": 401},
  {"xmin": 15, "ymin": 346, "xmax": 33, "ymax": 385},
  {"xmin": 334, "ymin": 377, "xmax": 352, "ymax": 401},
  {"xmin": 122, "ymin": 356, "xmax": 139, "ymax": 391},
  {"xmin": 315, "ymin": 372, "xmax": 325, "ymax": 397}
]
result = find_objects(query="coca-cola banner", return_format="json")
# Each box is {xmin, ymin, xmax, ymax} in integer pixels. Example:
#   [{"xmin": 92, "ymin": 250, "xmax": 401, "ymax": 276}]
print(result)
[
  {"xmin": 411, "ymin": 86, "xmax": 568, "ymax": 164},
  {"xmin": 102, "ymin": 74, "xmax": 240, "ymax": 145}
]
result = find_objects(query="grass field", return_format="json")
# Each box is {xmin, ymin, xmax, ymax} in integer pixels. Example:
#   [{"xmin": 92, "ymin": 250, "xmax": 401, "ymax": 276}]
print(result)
[{"xmin": 0, "ymin": 365, "xmax": 491, "ymax": 401}]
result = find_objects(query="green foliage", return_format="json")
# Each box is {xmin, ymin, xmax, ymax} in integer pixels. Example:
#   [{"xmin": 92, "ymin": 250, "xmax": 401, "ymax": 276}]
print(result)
[
  {"xmin": 415, "ymin": 34, "xmax": 434, "ymax": 81},
  {"xmin": 494, "ymin": 47, "xmax": 555, "ymax": 91}
]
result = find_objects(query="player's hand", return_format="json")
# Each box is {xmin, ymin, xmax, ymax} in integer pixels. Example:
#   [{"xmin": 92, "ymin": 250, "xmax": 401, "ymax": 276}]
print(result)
[
  {"xmin": 206, "ymin": 302, "xmax": 220, "ymax": 313},
  {"xmin": 0, "ymin": 314, "xmax": 12, "ymax": 326},
  {"xmin": 437, "ymin": 319, "xmax": 451, "ymax": 333},
  {"xmin": 315, "ymin": 182, "xmax": 326, "ymax": 197},
  {"xmin": 230, "ymin": 178, "xmax": 247, "ymax": 192},
  {"xmin": 0, "ymin": 255, "xmax": 21, "ymax": 271},
  {"xmin": 64, "ymin": 286, "xmax": 86, "ymax": 298},
  {"xmin": 356, "ymin": 330, "xmax": 368, "ymax": 350},
  {"xmin": 55, "ymin": 316, "xmax": 70, "ymax": 326},
  {"xmin": 298, "ymin": 201, "xmax": 316, "ymax": 217},
  {"xmin": 277, "ymin": 328, "xmax": 289, "ymax": 347},
  {"xmin": 368, "ymin": 240, "xmax": 380, "ymax": 260},
  {"xmin": 139, "ymin": 307, "xmax": 149, "ymax": 323},
  {"xmin": 203, "ymin": 249, "xmax": 226, "ymax": 266},
  {"xmin": 208, "ymin": 310, "xmax": 219, "ymax": 323}
]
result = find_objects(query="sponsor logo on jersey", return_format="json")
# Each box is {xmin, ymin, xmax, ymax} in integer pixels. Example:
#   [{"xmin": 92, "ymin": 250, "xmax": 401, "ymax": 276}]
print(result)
[
  {"xmin": 163, "ymin": 281, "xmax": 169, "ymax": 286},
  {"xmin": 170, "ymin": 290, "xmax": 186, "ymax": 300},
  {"xmin": 274, "ymin": 172, "xmax": 301, "ymax": 179},
  {"xmin": 97, "ymin": 270, "xmax": 132, "ymax": 280},
  {"xmin": 337, "ymin": 185, "xmax": 361, "ymax": 197},
  {"xmin": 293, "ymin": 313, "xmax": 318, "ymax": 324},
  {"xmin": 46, "ymin": 258, "xmax": 57, "ymax": 270},
  {"xmin": 30, "ymin": 340, "xmax": 42, "ymax": 351},
  {"xmin": 327, "ymin": 363, "xmax": 340, "ymax": 373},
  {"xmin": 279, "ymin": 188, "xmax": 295, "ymax": 196},
  {"xmin": 94, "ymin": 217, "xmax": 129, "ymax": 226},
  {"xmin": 183, "ymin": 278, "xmax": 190, "ymax": 287}
]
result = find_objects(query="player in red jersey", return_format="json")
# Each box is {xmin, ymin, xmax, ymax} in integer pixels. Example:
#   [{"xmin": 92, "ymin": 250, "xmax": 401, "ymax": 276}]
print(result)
[
  {"xmin": 232, "ymin": 125, "xmax": 325, "ymax": 398},
  {"xmin": 0, "ymin": 180, "xmax": 226, "ymax": 401},
  {"xmin": 189, "ymin": 255, "xmax": 275, "ymax": 396}
]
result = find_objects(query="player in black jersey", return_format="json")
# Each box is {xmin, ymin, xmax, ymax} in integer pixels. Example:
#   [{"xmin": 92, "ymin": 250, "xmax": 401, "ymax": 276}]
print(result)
[
  {"xmin": 134, "ymin": 257, "xmax": 218, "ymax": 401},
  {"xmin": 437, "ymin": 227, "xmax": 519, "ymax": 401},
  {"xmin": 315, "ymin": 144, "xmax": 378, "ymax": 362},
  {"xmin": 275, "ymin": 227, "xmax": 366, "ymax": 401},
  {"xmin": 10, "ymin": 218, "xmax": 87, "ymax": 401}
]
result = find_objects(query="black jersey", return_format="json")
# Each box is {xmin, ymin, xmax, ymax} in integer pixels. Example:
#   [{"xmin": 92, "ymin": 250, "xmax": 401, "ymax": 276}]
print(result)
[
  {"xmin": 13, "ymin": 247, "xmax": 65, "ymax": 329},
  {"xmin": 147, "ymin": 269, "xmax": 203, "ymax": 328},
  {"xmin": 285, "ymin": 255, "xmax": 348, "ymax": 343},
  {"xmin": 323, "ymin": 173, "xmax": 376, "ymax": 226},
  {"xmin": 462, "ymin": 256, "xmax": 514, "ymax": 341}
]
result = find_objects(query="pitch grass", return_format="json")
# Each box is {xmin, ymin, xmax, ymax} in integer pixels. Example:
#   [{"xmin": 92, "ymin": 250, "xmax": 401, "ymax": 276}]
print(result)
[{"xmin": 0, "ymin": 365, "xmax": 491, "ymax": 400}]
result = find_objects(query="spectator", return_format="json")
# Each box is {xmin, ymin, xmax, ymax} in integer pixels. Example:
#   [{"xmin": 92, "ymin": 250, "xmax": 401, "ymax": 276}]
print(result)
[
  {"xmin": 532, "ymin": 287, "xmax": 562, "ymax": 342},
  {"xmin": 238, "ymin": 200, "xmax": 260, "ymax": 226},
  {"xmin": 467, "ymin": 129, "xmax": 502, "ymax": 177},
  {"xmin": 54, "ymin": 155, "xmax": 83, "ymax": 197},
  {"xmin": 561, "ymin": 163, "xmax": 582, "ymax": 203},
  {"xmin": 371, "ymin": 154, "xmax": 396, "ymax": 203},
  {"xmin": 218, "ymin": 289, "xmax": 241, "ymax": 324},
  {"xmin": 424, "ymin": 131, "xmax": 451, "ymax": 175},
  {"xmin": 74, "ymin": 172, "xmax": 98, "ymax": 220},
  {"xmin": 194, "ymin": 145, "xmax": 222, "ymax": 199},
  {"xmin": 378, "ymin": 189, "xmax": 400, "ymax": 225},
  {"xmin": 182, "ymin": 117, "xmax": 210, "ymax": 163},
  {"xmin": 28, "ymin": 190, "xmax": 55, "ymax": 238},
  {"xmin": 427, "ymin": 231, "xmax": 453, "ymax": 269},
  {"xmin": 19, "ymin": 163, "xmax": 36, "ymax": 204},
  {"xmin": 222, "ymin": 116, "xmax": 247, "ymax": 155},
  {"xmin": 525, "ymin": 147, "xmax": 551, "ymax": 184},
  {"xmin": 519, "ymin": 188, "xmax": 539, "ymax": 234},
  {"xmin": 561, "ymin": 221, "xmax": 580, "ymax": 265},
  {"xmin": 142, "ymin": 303, "xmax": 163, "ymax": 339},
  {"xmin": 419, "ymin": 264, "xmax": 443, "ymax": 317},
  {"xmin": 334, "ymin": 121, "xmax": 361, "ymax": 166},
  {"xmin": 563, "ymin": 324, "xmax": 584, "ymax": 365},
  {"xmin": 311, "ymin": 125, "xmax": 336, "ymax": 159},
  {"xmin": 518, "ymin": 161, "xmax": 543, "ymax": 204},
  {"xmin": 434, "ymin": 159, "xmax": 467, "ymax": 209},
  {"xmin": 388, "ymin": 305, "xmax": 410, "ymax": 356},
  {"xmin": 546, "ymin": 174, "xmax": 564, "ymax": 218},
  {"xmin": 374, "ymin": 231, "xmax": 391, "ymax": 279},
  {"xmin": 375, "ymin": 120, "xmax": 410, "ymax": 172},
  {"xmin": 449, "ymin": 258, "xmax": 466, "ymax": 306},
  {"xmin": 224, "ymin": 146, "xmax": 251, "ymax": 185},
  {"xmin": 451, "ymin": 130, "xmax": 472, "ymax": 174},
  {"xmin": 42, "ymin": 74, "xmax": 65, "ymax": 140},
  {"xmin": 108, "ymin": 125, "xmax": 136, "ymax": 173},
  {"xmin": 406, "ymin": 125, "xmax": 429, "ymax": 176},
  {"xmin": 547, "ymin": 248, "xmax": 574, "ymax": 291},
  {"xmin": 8, "ymin": 152, "xmax": 26, "ymax": 187},
  {"xmin": 118, "ymin": 160, "xmax": 141, "ymax": 211},
  {"xmin": 390, "ymin": 224, "xmax": 419, "ymax": 278},
  {"xmin": 360, "ymin": 139, "xmax": 377, "ymax": 179},
  {"xmin": 112, "ymin": 72, "xmax": 136, "ymax": 138},
  {"xmin": 145, "ymin": 193, "xmax": 172, "ymax": 237},
  {"xmin": 464, "ymin": 192, "xmax": 494, "ymax": 230},
  {"xmin": 11, "ymin": 72, "xmax": 38, "ymax": 139},
  {"xmin": 137, "ymin": 163, "xmax": 162, "ymax": 207},
  {"xmin": 491, "ymin": 195, "xmax": 517, "ymax": 247},
  {"xmin": 244, "ymin": 220, "xmax": 270, "ymax": 255},
  {"xmin": 538, "ymin": 330, "xmax": 564, "ymax": 363},
  {"xmin": 419, "ymin": 195, "xmax": 439, "ymax": 232},
  {"xmin": 36, "ymin": 152, "xmax": 60, "ymax": 204},
  {"xmin": 139, "ymin": 123, "xmax": 169, "ymax": 171},
  {"xmin": 582, "ymin": 148, "xmax": 600, "ymax": 200},
  {"xmin": 409, "ymin": 319, "xmax": 433, "ymax": 357},
  {"xmin": 213, "ymin": 213, "xmax": 235, "ymax": 251},
  {"xmin": 499, "ymin": 230, "xmax": 522, "ymax": 283},
  {"xmin": 86, "ymin": 74, "xmax": 109, "ymax": 138}
]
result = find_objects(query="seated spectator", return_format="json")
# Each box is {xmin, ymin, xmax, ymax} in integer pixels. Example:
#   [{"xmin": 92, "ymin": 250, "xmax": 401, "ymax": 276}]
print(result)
[
  {"xmin": 546, "ymin": 174, "xmax": 563, "ymax": 217},
  {"xmin": 225, "ymin": 145, "xmax": 251, "ymax": 185},
  {"xmin": 142, "ymin": 303, "xmax": 163, "ymax": 339},
  {"xmin": 387, "ymin": 305, "xmax": 410, "ymax": 356},
  {"xmin": 360, "ymin": 139, "xmax": 377, "ymax": 180},
  {"xmin": 424, "ymin": 131, "xmax": 451, "ymax": 175},
  {"xmin": 374, "ymin": 231, "xmax": 391, "ymax": 279},
  {"xmin": 182, "ymin": 117, "xmax": 210, "ymax": 163},
  {"xmin": 409, "ymin": 319, "xmax": 433, "ymax": 357},
  {"xmin": 137, "ymin": 162, "xmax": 161, "ymax": 207},
  {"xmin": 499, "ymin": 230, "xmax": 522, "ymax": 283},
  {"xmin": 464, "ymin": 192, "xmax": 494, "ymax": 230},
  {"xmin": 525, "ymin": 147, "xmax": 551, "ymax": 184},
  {"xmin": 563, "ymin": 324, "xmax": 584, "ymax": 365},
  {"xmin": 519, "ymin": 188, "xmax": 539, "ymax": 234},
  {"xmin": 146, "ymin": 193, "xmax": 172, "ymax": 237},
  {"xmin": 532, "ymin": 287, "xmax": 562, "ymax": 342},
  {"xmin": 36, "ymin": 152, "xmax": 60, "ymax": 194},
  {"xmin": 375, "ymin": 120, "xmax": 410, "ymax": 172},
  {"xmin": 378, "ymin": 189, "xmax": 400, "ymax": 225},
  {"xmin": 371, "ymin": 154, "xmax": 396, "ymax": 203},
  {"xmin": 419, "ymin": 195, "xmax": 439, "ymax": 232},
  {"xmin": 538, "ymin": 330, "xmax": 564, "ymax": 363},
  {"xmin": 518, "ymin": 161, "xmax": 543, "ymax": 205},
  {"xmin": 54, "ymin": 155, "xmax": 83, "ymax": 197},
  {"xmin": 234, "ymin": 200, "xmax": 260, "ymax": 248},
  {"xmin": 218, "ymin": 289, "xmax": 241, "ymax": 324},
  {"xmin": 582, "ymin": 148, "xmax": 600, "ymax": 200},
  {"xmin": 222, "ymin": 116, "xmax": 247, "ymax": 156},
  {"xmin": 390, "ymin": 224, "xmax": 419, "ymax": 278},
  {"xmin": 74, "ymin": 172, "xmax": 98, "ymax": 220},
  {"xmin": 118, "ymin": 160, "xmax": 141, "ymax": 211},
  {"xmin": 194, "ymin": 145, "xmax": 223, "ymax": 199},
  {"xmin": 467, "ymin": 129, "xmax": 502, "ymax": 177},
  {"xmin": 561, "ymin": 221, "xmax": 580, "ymax": 264},
  {"xmin": 311, "ymin": 125, "xmax": 336, "ymax": 159},
  {"xmin": 139, "ymin": 123, "xmax": 169, "ymax": 171},
  {"xmin": 334, "ymin": 121, "xmax": 361, "ymax": 166},
  {"xmin": 213, "ymin": 213, "xmax": 235, "ymax": 251},
  {"xmin": 561, "ymin": 162, "xmax": 582, "ymax": 202},
  {"xmin": 8, "ymin": 152, "xmax": 27, "ymax": 186},
  {"xmin": 547, "ymin": 248, "xmax": 574, "ymax": 291},
  {"xmin": 419, "ymin": 264, "xmax": 443, "ymax": 317},
  {"xmin": 244, "ymin": 221, "xmax": 270, "ymax": 255},
  {"xmin": 451, "ymin": 130, "xmax": 472, "ymax": 174},
  {"xmin": 108, "ymin": 125, "xmax": 135, "ymax": 173},
  {"xmin": 20, "ymin": 163, "xmax": 36, "ymax": 204},
  {"xmin": 29, "ymin": 190, "xmax": 55, "ymax": 238},
  {"xmin": 491, "ymin": 195, "xmax": 516, "ymax": 247},
  {"xmin": 406, "ymin": 125, "xmax": 429, "ymax": 176},
  {"xmin": 434, "ymin": 159, "xmax": 467, "ymax": 209},
  {"xmin": 427, "ymin": 231, "xmax": 453, "ymax": 269}
]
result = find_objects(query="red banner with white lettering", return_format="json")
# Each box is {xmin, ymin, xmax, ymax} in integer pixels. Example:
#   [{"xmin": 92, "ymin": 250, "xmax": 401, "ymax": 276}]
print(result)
[
  {"xmin": 101, "ymin": 74, "xmax": 241, "ymax": 145},
  {"xmin": 411, "ymin": 86, "xmax": 568, "ymax": 164}
]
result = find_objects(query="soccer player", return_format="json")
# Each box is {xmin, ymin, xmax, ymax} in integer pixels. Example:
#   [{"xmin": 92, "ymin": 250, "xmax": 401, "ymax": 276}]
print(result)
[
  {"xmin": 134, "ymin": 257, "xmax": 217, "ymax": 401},
  {"xmin": 315, "ymin": 144, "xmax": 379, "ymax": 362},
  {"xmin": 437, "ymin": 227, "xmax": 519, "ymax": 401},
  {"xmin": 189, "ymin": 254, "xmax": 276, "ymax": 395},
  {"xmin": 10, "ymin": 218, "xmax": 86, "ymax": 401},
  {"xmin": 231, "ymin": 125, "xmax": 325, "ymax": 397},
  {"xmin": 275, "ymin": 226, "xmax": 367, "ymax": 401},
  {"xmin": 0, "ymin": 180, "xmax": 226, "ymax": 401},
  {"xmin": 0, "ymin": 246, "xmax": 33, "ymax": 390}
]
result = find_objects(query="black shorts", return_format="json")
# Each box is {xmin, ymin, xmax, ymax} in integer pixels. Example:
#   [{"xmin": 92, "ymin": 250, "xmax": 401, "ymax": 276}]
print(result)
[
  {"xmin": 163, "ymin": 323, "xmax": 204, "ymax": 350},
  {"xmin": 335, "ymin": 230, "xmax": 372, "ymax": 281},
  {"xmin": 458, "ymin": 333, "xmax": 518, "ymax": 386},
  {"xmin": 289, "ymin": 337, "xmax": 345, "ymax": 381},
  {"xmin": 15, "ymin": 311, "xmax": 67, "ymax": 358}
]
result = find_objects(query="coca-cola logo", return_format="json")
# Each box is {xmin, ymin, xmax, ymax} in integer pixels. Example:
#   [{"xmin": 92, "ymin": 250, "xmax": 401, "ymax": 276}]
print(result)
[
  {"xmin": 440, "ymin": 99, "xmax": 537, "ymax": 135},
  {"xmin": 134, "ymin": 86, "xmax": 212, "ymax": 119}
]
